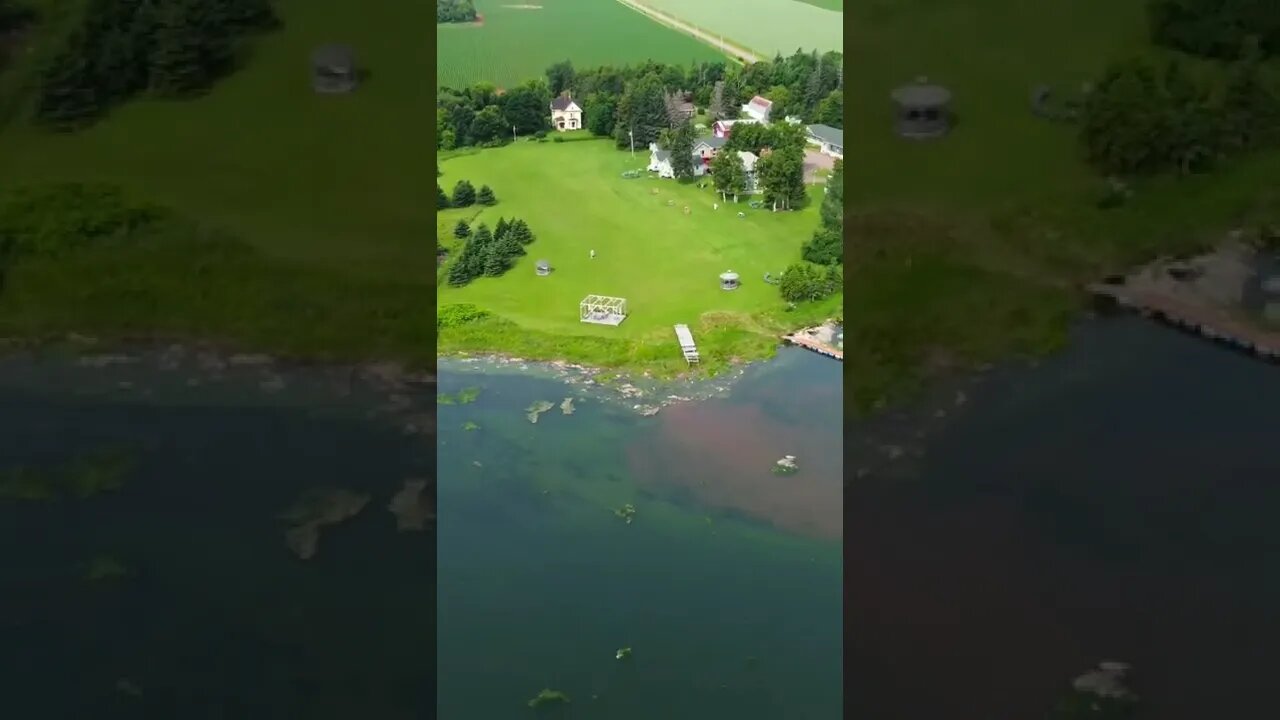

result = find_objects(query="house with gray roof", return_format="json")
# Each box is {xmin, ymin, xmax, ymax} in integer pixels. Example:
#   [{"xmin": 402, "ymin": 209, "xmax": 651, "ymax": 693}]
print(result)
[
  {"xmin": 550, "ymin": 93, "xmax": 583, "ymax": 131},
  {"xmin": 805, "ymin": 124, "xmax": 843, "ymax": 159},
  {"xmin": 647, "ymin": 142, "xmax": 707, "ymax": 179},
  {"xmin": 693, "ymin": 135, "xmax": 727, "ymax": 168}
]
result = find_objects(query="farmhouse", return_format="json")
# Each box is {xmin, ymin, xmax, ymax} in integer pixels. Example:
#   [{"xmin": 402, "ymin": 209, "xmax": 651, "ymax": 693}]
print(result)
[
  {"xmin": 712, "ymin": 118, "xmax": 758, "ymax": 139},
  {"xmin": 648, "ymin": 143, "xmax": 707, "ymax": 178},
  {"xmin": 741, "ymin": 95, "xmax": 773, "ymax": 123},
  {"xmin": 550, "ymin": 93, "xmax": 583, "ymax": 131},
  {"xmin": 693, "ymin": 136, "xmax": 727, "ymax": 167},
  {"xmin": 806, "ymin": 124, "xmax": 843, "ymax": 159}
]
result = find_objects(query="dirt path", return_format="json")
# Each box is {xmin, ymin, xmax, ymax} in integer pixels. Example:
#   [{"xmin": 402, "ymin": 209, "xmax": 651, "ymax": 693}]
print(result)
[{"xmin": 613, "ymin": 0, "xmax": 762, "ymax": 64}]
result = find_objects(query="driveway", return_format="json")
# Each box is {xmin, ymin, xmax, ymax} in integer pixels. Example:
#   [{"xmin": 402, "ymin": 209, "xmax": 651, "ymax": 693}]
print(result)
[{"xmin": 804, "ymin": 149, "xmax": 835, "ymax": 184}]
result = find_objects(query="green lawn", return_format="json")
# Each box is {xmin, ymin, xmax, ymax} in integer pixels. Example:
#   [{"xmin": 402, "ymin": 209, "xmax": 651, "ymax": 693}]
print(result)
[
  {"xmin": 0, "ymin": 0, "xmax": 434, "ymax": 364},
  {"xmin": 437, "ymin": 137, "xmax": 837, "ymax": 373},
  {"xmin": 633, "ymin": 0, "xmax": 843, "ymax": 56},
  {"xmin": 846, "ymin": 0, "xmax": 1280, "ymax": 410},
  {"xmin": 437, "ymin": 0, "xmax": 724, "ymax": 89}
]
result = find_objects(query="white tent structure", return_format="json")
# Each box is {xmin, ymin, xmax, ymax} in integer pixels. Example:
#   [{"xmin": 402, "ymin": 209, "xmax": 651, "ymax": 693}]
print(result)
[{"xmin": 580, "ymin": 295, "xmax": 628, "ymax": 326}]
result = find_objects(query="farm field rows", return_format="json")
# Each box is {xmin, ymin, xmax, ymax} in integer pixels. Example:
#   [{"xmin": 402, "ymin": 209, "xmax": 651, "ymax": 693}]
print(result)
[
  {"xmin": 627, "ymin": 0, "xmax": 843, "ymax": 57},
  {"xmin": 437, "ymin": 0, "xmax": 723, "ymax": 89},
  {"xmin": 438, "ymin": 138, "xmax": 827, "ymax": 346}
]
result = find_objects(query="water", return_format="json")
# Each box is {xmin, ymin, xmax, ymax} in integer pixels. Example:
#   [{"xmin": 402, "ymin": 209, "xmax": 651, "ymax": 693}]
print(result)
[
  {"xmin": 0, "ymin": 348, "xmax": 433, "ymax": 719},
  {"xmin": 437, "ymin": 348, "xmax": 843, "ymax": 719},
  {"xmin": 848, "ymin": 316, "xmax": 1280, "ymax": 719}
]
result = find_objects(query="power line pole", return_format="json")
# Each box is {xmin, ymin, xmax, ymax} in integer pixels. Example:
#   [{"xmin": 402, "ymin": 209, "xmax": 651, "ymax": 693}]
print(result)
[
  {"xmin": 629, "ymin": 128, "xmax": 635, "ymax": 158},
  {"xmin": 512, "ymin": 125, "xmax": 517, "ymax": 143}
]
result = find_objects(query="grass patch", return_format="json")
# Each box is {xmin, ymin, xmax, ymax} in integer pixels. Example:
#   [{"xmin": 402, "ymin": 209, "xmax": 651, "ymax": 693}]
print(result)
[
  {"xmin": 437, "ymin": 138, "xmax": 838, "ymax": 374},
  {"xmin": 631, "ymin": 0, "xmax": 842, "ymax": 57},
  {"xmin": 437, "ymin": 0, "xmax": 723, "ymax": 89},
  {"xmin": 846, "ymin": 0, "xmax": 1280, "ymax": 412},
  {"xmin": 0, "ymin": 0, "xmax": 433, "ymax": 363}
]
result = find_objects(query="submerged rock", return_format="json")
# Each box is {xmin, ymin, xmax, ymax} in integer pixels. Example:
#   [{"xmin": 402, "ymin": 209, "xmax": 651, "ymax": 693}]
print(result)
[
  {"xmin": 280, "ymin": 487, "xmax": 370, "ymax": 560},
  {"xmin": 560, "ymin": 397, "xmax": 575, "ymax": 415},
  {"xmin": 615, "ymin": 647, "xmax": 632, "ymax": 660},
  {"xmin": 388, "ymin": 478, "xmax": 432, "ymax": 532},
  {"xmin": 773, "ymin": 455, "xmax": 799, "ymax": 476},
  {"xmin": 614, "ymin": 503, "xmax": 636, "ymax": 525},
  {"xmin": 526, "ymin": 400, "xmax": 554, "ymax": 423}
]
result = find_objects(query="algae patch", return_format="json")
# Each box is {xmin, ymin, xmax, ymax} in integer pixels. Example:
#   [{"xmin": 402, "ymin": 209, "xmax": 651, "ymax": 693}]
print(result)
[
  {"xmin": 0, "ymin": 446, "xmax": 136, "ymax": 501},
  {"xmin": 526, "ymin": 400, "xmax": 554, "ymax": 423},
  {"xmin": 527, "ymin": 688, "xmax": 570, "ymax": 708},
  {"xmin": 280, "ymin": 487, "xmax": 370, "ymax": 560}
]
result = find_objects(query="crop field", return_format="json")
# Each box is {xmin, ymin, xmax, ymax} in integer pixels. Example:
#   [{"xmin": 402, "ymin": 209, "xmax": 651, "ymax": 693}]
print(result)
[
  {"xmin": 437, "ymin": 0, "xmax": 723, "ymax": 89},
  {"xmin": 629, "ymin": 0, "xmax": 842, "ymax": 57}
]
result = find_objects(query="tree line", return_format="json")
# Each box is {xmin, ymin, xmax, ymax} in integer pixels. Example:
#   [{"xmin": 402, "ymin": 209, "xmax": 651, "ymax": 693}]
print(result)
[
  {"xmin": 437, "ymin": 0, "xmax": 477, "ymax": 24},
  {"xmin": 1078, "ymin": 37, "xmax": 1280, "ymax": 176},
  {"xmin": 35, "ymin": 0, "xmax": 279, "ymax": 130},
  {"xmin": 802, "ymin": 159, "xmax": 842, "ymax": 265},
  {"xmin": 447, "ymin": 217, "xmax": 536, "ymax": 286},
  {"xmin": 437, "ymin": 50, "xmax": 843, "ymax": 151},
  {"xmin": 1147, "ymin": 0, "xmax": 1280, "ymax": 60},
  {"xmin": 438, "ymin": 179, "xmax": 496, "ymax": 209}
]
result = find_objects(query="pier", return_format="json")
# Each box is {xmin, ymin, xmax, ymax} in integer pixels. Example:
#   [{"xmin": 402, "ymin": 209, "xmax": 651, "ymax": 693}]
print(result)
[
  {"xmin": 674, "ymin": 324, "xmax": 700, "ymax": 364},
  {"xmin": 782, "ymin": 330, "xmax": 843, "ymax": 361},
  {"xmin": 1089, "ymin": 283, "xmax": 1280, "ymax": 361}
]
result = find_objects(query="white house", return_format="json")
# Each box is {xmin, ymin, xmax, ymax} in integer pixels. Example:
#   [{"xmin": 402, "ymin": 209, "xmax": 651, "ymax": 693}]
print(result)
[
  {"xmin": 647, "ymin": 142, "xmax": 707, "ymax": 179},
  {"xmin": 550, "ymin": 93, "xmax": 583, "ymax": 131},
  {"xmin": 741, "ymin": 95, "xmax": 773, "ymax": 123},
  {"xmin": 805, "ymin": 124, "xmax": 843, "ymax": 159},
  {"xmin": 737, "ymin": 151, "xmax": 760, "ymax": 192}
]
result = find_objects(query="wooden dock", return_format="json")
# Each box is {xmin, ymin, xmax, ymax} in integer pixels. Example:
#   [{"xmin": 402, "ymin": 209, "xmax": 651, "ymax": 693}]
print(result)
[
  {"xmin": 674, "ymin": 324, "xmax": 700, "ymax": 364},
  {"xmin": 1089, "ymin": 283, "xmax": 1280, "ymax": 361},
  {"xmin": 782, "ymin": 332, "xmax": 844, "ymax": 361}
]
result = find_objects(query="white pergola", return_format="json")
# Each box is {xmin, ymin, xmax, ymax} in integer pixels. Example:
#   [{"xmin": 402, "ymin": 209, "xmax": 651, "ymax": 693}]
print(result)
[{"xmin": 580, "ymin": 295, "xmax": 628, "ymax": 326}]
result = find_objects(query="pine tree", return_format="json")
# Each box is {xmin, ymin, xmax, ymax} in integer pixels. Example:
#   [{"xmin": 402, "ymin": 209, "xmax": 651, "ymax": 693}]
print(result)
[
  {"xmin": 436, "ymin": 185, "xmax": 450, "ymax": 209},
  {"xmin": 453, "ymin": 219, "xmax": 471, "ymax": 238},
  {"xmin": 149, "ymin": 0, "xmax": 212, "ymax": 96},
  {"xmin": 452, "ymin": 180, "xmax": 476, "ymax": 207},
  {"xmin": 494, "ymin": 217, "xmax": 510, "ymax": 240},
  {"xmin": 477, "ymin": 185, "xmax": 496, "ymax": 205},
  {"xmin": 510, "ymin": 219, "xmax": 535, "ymax": 244},
  {"xmin": 708, "ymin": 80, "xmax": 725, "ymax": 120},
  {"xmin": 667, "ymin": 120, "xmax": 697, "ymax": 179},
  {"xmin": 482, "ymin": 244, "xmax": 508, "ymax": 276},
  {"xmin": 35, "ymin": 32, "xmax": 102, "ymax": 129}
]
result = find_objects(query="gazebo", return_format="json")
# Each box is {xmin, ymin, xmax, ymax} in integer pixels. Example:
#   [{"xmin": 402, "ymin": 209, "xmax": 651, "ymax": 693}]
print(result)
[
  {"xmin": 311, "ymin": 44, "xmax": 358, "ymax": 94},
  {"xmin": 535, "ymin": 259, "xmax": 551, "ymax": 276},
  {"xmin": 891, "ymin": 78, "xmax": 951, "ymax": 139},
  {"xmin": 719, "ymin": 270, "xmax": 740, "ymax": 290}
]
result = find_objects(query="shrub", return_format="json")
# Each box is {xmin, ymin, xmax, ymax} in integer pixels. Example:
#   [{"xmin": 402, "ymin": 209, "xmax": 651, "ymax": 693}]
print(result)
[{"xmin": 437, "ymin": 303, "xmax": 491, "ymax": 328}]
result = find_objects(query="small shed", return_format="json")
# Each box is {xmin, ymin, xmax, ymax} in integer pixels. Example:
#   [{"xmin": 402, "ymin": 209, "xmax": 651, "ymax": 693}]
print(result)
[
  {"xmin": 311, "ymin": 44, "xmax": 358, "ymax": 94},
  {"xmin": 719, "ymin": 271, "xmax": 740, "ymax": 291},
  {"xmin": 535, "ymin": 259, "xmax": 551, "ymax": 276},
  {"xmin": 891, "ymin": 78, "xmax": 951, "ymax": 139}
]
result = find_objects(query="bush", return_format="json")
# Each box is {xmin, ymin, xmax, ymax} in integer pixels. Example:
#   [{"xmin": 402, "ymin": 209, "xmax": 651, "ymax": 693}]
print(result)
[
  {"xmin": 778, "ymin": 262, "xmax": 839, "ymax": 303},
  {"xmin": 477, "ymin": 185, "xmax": 496, "ymax": 206},
  {"xmin": 534, "ymin": 129, "xmax": 547, "ymax": 139},
  {"xmin": 452, "ymin": 179, "xmax": 476, "ymax": 207},
  {"xmin": 1147, "ymin": 0, "xmax": 1280, "ymax": 60},
  {"xmin": 0, "ymin": 183, "xmax": 165, "ymax": 257},
  {"xmin": 437, "ymin": 303, "xmax": 491, "ymax": 328},
  {"xmin": 453, "ymin": 219, "xmax": 471, "ymax": 238}
]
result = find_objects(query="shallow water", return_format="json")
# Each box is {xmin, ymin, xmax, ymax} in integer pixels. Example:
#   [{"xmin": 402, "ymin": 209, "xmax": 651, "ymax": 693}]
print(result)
[
  {"xmin": 0, "ymin": 349, "xmax": 433, "ymax": 719},
  {"xmin": 848, "ymin": 316, "xmax": 1280, "ymax": 719},
  {"xmin": 437, "ymin": 348, "xmax": 843, "ymax": 718}
]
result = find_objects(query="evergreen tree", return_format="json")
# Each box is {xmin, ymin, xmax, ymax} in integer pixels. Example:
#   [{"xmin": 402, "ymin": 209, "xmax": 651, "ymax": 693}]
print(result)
[
  {"xmin": 510, "ymin": 218, "xmax": 535, "ymax": 244},
  {"xmin": 614, "ymin": 73, "xmax": 668, "ymax": 149},
  {"xmin": 453, "ymin": 219, "xmax": 470, "ymax": 238},
  {"xmin": 814, "ymin": 90, "xmax": 843, "ymax": 128},
  {"xmin": 494, "ymin": 217, "xmax": 510, "ymax": 240},
  {"xmin": 150, "ymin": 0, "xmax": 212, "ymax": 96},
  {"xmin": 546, "ymin": 60, "xmax": 575, "ymax": 96},
  {"xmin": 452, "ymin": 179, "xmax": 476, "ymax": 207},
  {"xmin": 482, "ymin": 243, "xmax": 508, "ymax": 276},
  {"xmin": 35, "ymin": 32, "xmax": 101, "ymax": 129},
  {"xmin": 477, "ymin": 185, "xmax": 496, "ymax": 205},
  {"xmin": 708, "ymin": 80, "xmax": 725, "ymax": 120},
  {"xmin": 586, "ymin": 92, "xmax": 617, "ymax": 136},
  {"xmin": 436, "ymin": 184, "xmax": 450, "ymax": 209}
]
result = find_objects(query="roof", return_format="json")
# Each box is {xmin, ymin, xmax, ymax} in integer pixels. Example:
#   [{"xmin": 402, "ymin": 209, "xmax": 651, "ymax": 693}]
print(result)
[
  {"xmin": 891, "ymin": 83, "xmax": 952, "ymax": 107},
  {"xmin": 747, "ymin": 95, "xmax": 772, "ymax": 108},
  {"xmin": 807, "ymin": 124, "xmax": 843, "ymax": 147},
  {"xmin": 311, "ymin": 44, "xmax": 355, "ymax": 70},
  {"xmin": 694, "ymin": 136, "xmax": 727, "ymax": 149},
  {"xmin": 551, "ymin": 95, "xmax": 581, "ymax": 111},
  {"xmin": 719, "ymin": 271, "xmax": 740, "ymax": 280},
  {"xmin": 652, "ymin": 148, "xmax": 670, "ymax": 162}
]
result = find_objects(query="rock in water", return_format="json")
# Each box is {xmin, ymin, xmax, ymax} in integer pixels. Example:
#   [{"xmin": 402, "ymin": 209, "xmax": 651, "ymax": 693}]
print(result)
[
  {"xmin": 280, "ymin": 487, "xmax": 370, "ymax": 560},
  {"xmin": 388, "ymin": 478, "xmax": 432, "ymax": 532},
  {"xmin": 560, "ymin": 397, "xmax": 575, "ymax": 415}
]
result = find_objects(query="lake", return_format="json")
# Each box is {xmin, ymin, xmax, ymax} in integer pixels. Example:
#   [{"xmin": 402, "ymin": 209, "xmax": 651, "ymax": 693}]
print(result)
[
  {"xmin": 847, "ymin": 315, "xmax": 1280, "ymax": 719},
  {"xmin": 0, "ymin": 346, "xmax": 434, "ymax": 719},
  {"xmin": 436, "ymin": 347, "xmax": 844, "ymax": 719}
]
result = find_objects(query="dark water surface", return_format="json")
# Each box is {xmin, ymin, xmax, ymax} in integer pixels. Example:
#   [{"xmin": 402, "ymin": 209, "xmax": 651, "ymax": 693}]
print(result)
[
  {"xmin": 848, "ymin": 316, "xmax": 1280, "ymax": 719},
  {"xmin": 0, "ymin": 350, "xmax": 433, "ymax": 719},
  {"xmin": 437, "ymin": 348, "xmax": 843, "ymax": 719}
]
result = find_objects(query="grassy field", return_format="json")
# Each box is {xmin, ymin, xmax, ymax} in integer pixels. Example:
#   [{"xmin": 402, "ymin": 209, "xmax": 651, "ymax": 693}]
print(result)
[
  {"xmin": 437, "ymin": 0, "xmax": 723, "ymax": 89},
  {"xmin": 794, "ymin": 0, "xmax": 841, "ymax": 10},
  {"xmin": 0, "ymin": 0, "xmax": 434, "ymax": 364},
  {"xmin": 632, "ymin": 0, "xmax": 842, "ymax": 56},
  {"xmin": 437, "ymin": 137, "xmax": 839, "ymax": 374},
  {"xmin": 846, "ymin": 0, "xmax": 1280, "ymax": 410}
]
